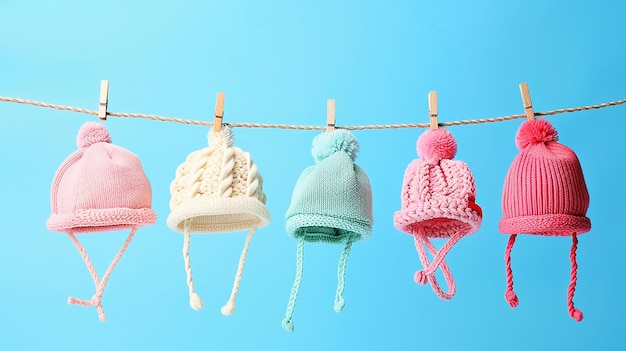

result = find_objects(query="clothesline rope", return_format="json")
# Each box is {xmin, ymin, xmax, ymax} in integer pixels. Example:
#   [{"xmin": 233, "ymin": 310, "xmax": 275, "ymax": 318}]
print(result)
[{"xmin": 1, "ymin": 95, "xmax": 625, "ymax": 130}]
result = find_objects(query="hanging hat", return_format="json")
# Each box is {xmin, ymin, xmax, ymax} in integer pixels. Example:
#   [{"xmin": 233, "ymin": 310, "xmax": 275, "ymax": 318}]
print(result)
[
  {"xmin": 167, "ymin": 125, "xmax": 270, "ymax": 315},
  {"xmin": 500, "ymin": 118, "xmax": 590, "ymax": 322},
  {"xmin": 282, "ymin": 129, "xmax": 373, "ymax": 332},
  {"xmin": 394, "ymin": 128, "xmax": 482, "ymax": 300},
  {"xmin": 46, "ymin": 122, "xmax": 157, "ymax": 322}
]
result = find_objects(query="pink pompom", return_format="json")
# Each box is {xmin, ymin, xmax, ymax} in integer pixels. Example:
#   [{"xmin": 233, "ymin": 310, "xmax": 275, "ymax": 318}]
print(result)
[
  {"xmin": 515, "ymin": 119, "xmax": 559, "ymax": 150},
  {"xmin": 417, "ymin": 128, "xmax": 457, "ymax": 160},
  {"xmin": 77, "ymin": 122, "xmax": 111, "ymax": 148}
]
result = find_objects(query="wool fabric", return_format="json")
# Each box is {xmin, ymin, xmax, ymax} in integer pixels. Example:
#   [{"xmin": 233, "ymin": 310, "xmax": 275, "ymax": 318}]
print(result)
[
  {"xmin": 499, "ymin": 118, "xmax": 591, "ymax": 322},
  {"xmin": 282, "ymin": 129, "xmax": 373, "ymax": 332},
  {"xmin": 394, "ymin": 128, "xmax": 482, "ymax": 300},
  {"xmin": 167, "ymin": 125, "xmax": 270, "ymax": 315},
  {"xmin": 47, "ymin": 122, "xmax": 157, "ymax": 322}
]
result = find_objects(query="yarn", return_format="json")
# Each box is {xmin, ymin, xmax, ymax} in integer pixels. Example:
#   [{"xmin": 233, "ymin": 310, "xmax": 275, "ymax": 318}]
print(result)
[
  {"xmin": 311, "ymin": 129, "xmax": 360, "ymax": 163},
  {"xmin": 417, "ymin": 128, "xmax": 457, "ymax": 161},
  {"xmin": 189, "ymin": 293, "xmax": 204, "ymax": 310},
  {"xmin": 515, "ymin": 118, "xmax": 559, "ymax": 150},
  {"xmin": 76, "ymin": 121, "xmax": 111, "ymax": 148},
  {"xmin": 209, "ymin": 125, "xmax": 235, "ymax": 147}
]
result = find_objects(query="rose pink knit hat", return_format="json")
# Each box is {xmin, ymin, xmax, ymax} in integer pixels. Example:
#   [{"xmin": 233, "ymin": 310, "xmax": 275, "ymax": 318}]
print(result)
[
  {"xmin": 499, "ymin": 118, "xmax": 590, "ymax": 322},
  {"xmin": 46, "ymin": 122, "xmax": 157, "ymax": 321},
  {"xmin": 394, "ymin": 128, "xmax": 482, "ymax": 300}
]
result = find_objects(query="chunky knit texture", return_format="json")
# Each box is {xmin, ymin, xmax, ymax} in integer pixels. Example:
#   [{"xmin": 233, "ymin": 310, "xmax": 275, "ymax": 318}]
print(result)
[
  {"xmin": 394, "ymin": 128, "xmax": 482, "ymax": 300},
  {"xmin": 499, "ymin": 118, "xmax": 590, "ymax": 322},
  {"xmin": 282, "ymin": 130, "xmax": 373, "ymax": 332},
  {"xmin": 167, "ymin": 126, "xmax": 270, "ymax": 315},
  {"xmin": 47, "ymin": 122, "xmax": 157, "ymax": 322}
]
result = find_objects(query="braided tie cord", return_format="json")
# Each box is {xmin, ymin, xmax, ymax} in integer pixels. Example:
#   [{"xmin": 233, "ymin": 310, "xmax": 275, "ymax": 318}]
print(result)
[
  {"xmin": 183, "ymin": 220, "xmax": 204, "ymax": 310},
  {"xmin": 568, "ymin": 234, "xmax": 583, "ymax": 322},
  {"xmin": 413, "ymin": 232, "xmax": 461, "ymax": 300},
  {"xmin": 334, "ymin": 241, "xmax": 353, "ymax": 313},
  {"xmin": 282, "ymin": 238, "xmax": 304, "ymax": 332},
  {"xmin": 504, "ymin": 234, "xmax": 519, "ymax": 308},
  {"xmin": 221, "ymin": 228, "xmax": 256, "ymax": 316},
  {"xmin": 67, "ymin": 227, "xmax": 137, "ymax": 322}
]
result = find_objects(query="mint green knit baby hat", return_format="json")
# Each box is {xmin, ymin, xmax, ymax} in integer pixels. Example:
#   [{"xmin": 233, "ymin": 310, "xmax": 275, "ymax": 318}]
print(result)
[{"xmin": 282, "ymin": 129, "xmax": 373, "ymax": 332}]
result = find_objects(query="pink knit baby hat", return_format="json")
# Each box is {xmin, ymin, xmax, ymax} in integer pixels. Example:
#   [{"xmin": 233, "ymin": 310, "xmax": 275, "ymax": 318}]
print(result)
[
  {"xmin": 394, "ymin": 128, "xmax": 482, "ymax": 300},
  {"xmin": 46, "ymin": 122, "xmax": 157, "ymax": 322},
  {"xmin": 500, "ymin": 118, "xmax": 590, "ymax": 322}
]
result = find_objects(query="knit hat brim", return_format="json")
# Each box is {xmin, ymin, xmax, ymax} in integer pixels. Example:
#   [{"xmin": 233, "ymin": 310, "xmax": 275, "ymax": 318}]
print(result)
[
  {"xmin": 47, "ymin": 207, "xmax": 157, "ymax": 233},
  {"xmin": 394, "ymin": 201, "xmax": 481, "ymax": 238},
  {"xmin": 499, "ymin": 213, "xmax": 591, "ymax": 236},
  {"xmin": 286, "ymin": 213, "xmax": 371, "ymax": 244},
  {"xmin": 167, "ymin": 196, "xmax": 270, "ymax": 233}
]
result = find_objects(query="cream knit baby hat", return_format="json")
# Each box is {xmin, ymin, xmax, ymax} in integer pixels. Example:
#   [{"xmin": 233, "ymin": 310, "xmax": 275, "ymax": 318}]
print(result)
[{"xmin": 167, "ymin": 125, "xmax": 270, "ymax": 315}]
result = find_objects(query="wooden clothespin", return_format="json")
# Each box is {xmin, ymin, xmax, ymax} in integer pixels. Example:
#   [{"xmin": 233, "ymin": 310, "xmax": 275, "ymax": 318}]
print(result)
[
  {"xmin": 214, "ymin": 92, "xmax": 225, "ymax": 132},
  {"xmin": 326, "ymin": 99, "xmax": 336, "ymax": 133},
  {"xmin": 519, "ymin": 82, "xmax": 535, "ymax": 120},
  {"xmin": 98, "ymin": 80, "xmax": 109, "ymax": 120},
  {"xmin": 428, "ymin": 91, "xmax": 438, "ymax": 130}
]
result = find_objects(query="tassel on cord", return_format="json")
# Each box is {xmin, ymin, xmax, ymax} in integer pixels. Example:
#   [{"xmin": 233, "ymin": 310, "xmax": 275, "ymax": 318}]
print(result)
[
  {"xmin": 221, "ymin": 228, "xmax": 256, "ymax": 316},
  {"xmin": 183, "ymin": 220, "xmax": 204, "ymax": 310},
  {"xmin": 568, "ymin": 234, "xmax": 583, "ymax": 322},
  {"xmin": 282, "ymin": 238, "xmax": 304, "ymax": 332},
  {"xmin": 334, "ymin": 240, "xmax": 353, "ymax": 312},
  {"xmin": 67, "ymin": 227, "xmax": 137, "ymax": 322},
  {"xmin": 504, "ymin": 234, "xmax": 519, "ymax": 308}
]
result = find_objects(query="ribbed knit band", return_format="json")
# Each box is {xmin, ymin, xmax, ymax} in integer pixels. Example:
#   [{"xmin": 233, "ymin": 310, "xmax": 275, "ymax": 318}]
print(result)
[
  {"xmin": 394, "ymin": 199, "xmax": 481, "ymax": 238},
  {"xmin": 286, "ymin": 213, "xmax": 370, "ymax": 243},
  {"xmin": 47, "ymin": 207, "xmax": 156, "ymax": 233},
  {"xmin": 499, "ymin": 213, "xmax": 590, "ymax": 236},
  {"xmin": 167, "ymin": 195, "xmax": 270, "ymax": 233}
]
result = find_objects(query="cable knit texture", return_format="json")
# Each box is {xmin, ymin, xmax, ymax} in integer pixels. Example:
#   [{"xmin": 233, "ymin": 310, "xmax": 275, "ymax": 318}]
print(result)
[
  {"xmin": 46, "ymin": 122, "xmax": 156, "ymax": 322},
  {"xmin": 167, "ymin": 125, "xmax": 270, "ymax": 315},
  {"xmin": 283, "ymin": 130, "xmax": 373, "ymax": 332},
  {"xmin": 499, "ymin": 118, "xmax": 591, "ymax": 322},
  {"xmin": 168, "ymin": 126, "xmax": 269, "ymax": 233},
  {"xmin": 394, "ymin": 128, "xmax": 482, "ymax": 300}
]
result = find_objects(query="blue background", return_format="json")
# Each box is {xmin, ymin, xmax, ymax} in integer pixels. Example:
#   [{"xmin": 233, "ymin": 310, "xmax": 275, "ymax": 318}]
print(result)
[{"xmin": 1, "ymin": 1, "xmax": 625, "ymax": 350}]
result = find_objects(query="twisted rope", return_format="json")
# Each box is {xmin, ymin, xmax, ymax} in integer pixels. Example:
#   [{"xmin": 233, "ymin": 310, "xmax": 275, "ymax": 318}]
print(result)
[
  {"xmin": 504, "ymin": 234, "xmax": 519, "ymax": 308},
  {"xmin": 183, "ymin": 220, "xmax": 204, "ymax": 310},
  {"xmin": 568, "ymin": 234, "xmax": 583, "ymax": 322},
  {"xmin": 67, "ymin": 228, "xmax": 137, "ymax": 322},
  {"xmin": 1, "ymin": 95, "xmax": 624, "ymax": 130},
  {"xmin": 282, "ymin": 238, "xmax": 305, "ymax": 332},
  {"xmin": 413, "ymin": 234, "xmax": 458, "ymax": 300},
  {"xmin": 334, "ymin": 241, "xmax": 353, "ymax": 312},
  {"xmin": 221, "ymin": 228, "xmax": 256, "ymax": 316}
]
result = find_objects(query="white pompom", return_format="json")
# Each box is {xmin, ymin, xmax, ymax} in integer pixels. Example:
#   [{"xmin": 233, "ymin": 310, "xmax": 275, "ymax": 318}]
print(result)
[
  {"xmin": 189, "ymin": 292, "xmax": 204, "ymax": 310},
  {"xmin": 221, "ymin": 301, "xmax": 236, "ymax": 316}
]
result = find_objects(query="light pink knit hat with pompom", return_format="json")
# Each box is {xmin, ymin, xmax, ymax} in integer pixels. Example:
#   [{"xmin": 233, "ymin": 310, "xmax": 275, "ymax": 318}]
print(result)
[
  {"xmin": 500, "ymin": 118, "xmax": 590, "ymax": 322},
  {"xmin": 394, "ymin": 128, "xmax": 482, "ymax": 300},
  {"xmin": 47, "ymin": 122, "xmax": 156, "ymax": 322}
]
